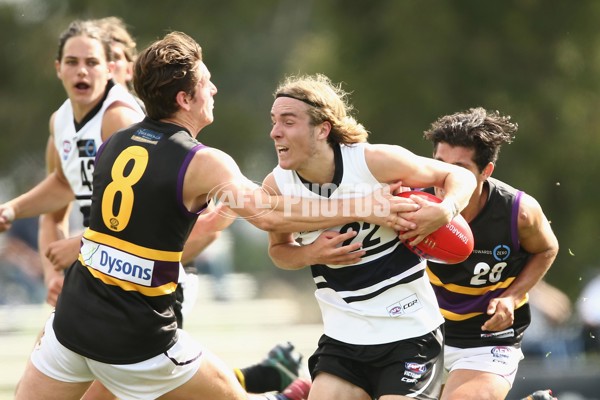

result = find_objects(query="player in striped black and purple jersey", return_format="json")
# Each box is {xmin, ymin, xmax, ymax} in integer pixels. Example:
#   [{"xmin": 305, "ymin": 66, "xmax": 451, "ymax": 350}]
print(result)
[{"xmin": 423, "ymin": 107, "xmax": 559, "ymax": 400}]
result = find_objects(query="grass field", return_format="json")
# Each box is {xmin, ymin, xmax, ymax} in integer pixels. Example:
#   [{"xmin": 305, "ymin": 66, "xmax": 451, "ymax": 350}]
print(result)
[{"xmin": 1, "ymin": 277, "xmax": 599, "ymax": 399}]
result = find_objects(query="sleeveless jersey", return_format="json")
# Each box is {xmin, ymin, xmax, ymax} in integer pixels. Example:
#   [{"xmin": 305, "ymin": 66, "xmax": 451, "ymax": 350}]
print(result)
[
  {"xmin": 53, "ymin": 118, "xmax": 206, "ymax": 364},
  {"xmin": 426, "ymin": 178, "xmax": 531, "ymax": 348},
  {"xmin": 272, "ymin": 143, "xmax": 443, "ymax": 345},
  {"xmin": 53, "ymin": 82, "xmax": 145, "ymax": 226}
]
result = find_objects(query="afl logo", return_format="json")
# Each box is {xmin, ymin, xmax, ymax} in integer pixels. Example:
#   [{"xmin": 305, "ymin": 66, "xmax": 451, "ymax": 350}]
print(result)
[
  {"xmin": 62, "ymin": 140, "xmax": 72, "ymax": 160},
  {"xmin": 405, "ymin": 362, "xmax": 427, "ymax": 374},
  {"xmin": 491, "ymin": 346, "xmax": 510, "ymax": 358},
  {"xmin": 493, "ymin": 244, "xmax": 510, "ymax": 261}
]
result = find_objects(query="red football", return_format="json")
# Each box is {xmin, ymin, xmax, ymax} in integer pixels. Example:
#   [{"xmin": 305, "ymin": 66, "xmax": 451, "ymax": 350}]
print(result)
[{"xmin": 397, "ymin": 190, "xmax": 474, "ymax": 264}]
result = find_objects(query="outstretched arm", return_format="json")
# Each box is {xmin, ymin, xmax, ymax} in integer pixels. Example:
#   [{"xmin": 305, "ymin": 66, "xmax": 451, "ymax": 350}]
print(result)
[
  {"xmin": 182, "ymin": 147, "xmax": 420, "ymax": 235},
  {"xmin": 365, "ymin": 143, "xmax": 476, "ymax": 245}
]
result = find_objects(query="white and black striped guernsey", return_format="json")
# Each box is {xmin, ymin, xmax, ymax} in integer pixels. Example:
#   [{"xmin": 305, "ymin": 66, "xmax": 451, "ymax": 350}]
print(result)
[
  {"xmin": 53, "ymin": 118, "xmax": 207, "ymax": 364},
  {"xmin": 272, "ymin": 143, "xmax": 443, "ymax": 345}
]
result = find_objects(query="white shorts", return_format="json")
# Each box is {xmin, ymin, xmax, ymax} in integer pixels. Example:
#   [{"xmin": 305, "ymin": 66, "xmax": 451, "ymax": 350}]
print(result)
[
  {"xmin": 443, "ymin": 344, "xmax": 524, "ymax": 386},
  {"xmin": 31, "ymin": 314, "xmax": 203, "ymax": 400}
]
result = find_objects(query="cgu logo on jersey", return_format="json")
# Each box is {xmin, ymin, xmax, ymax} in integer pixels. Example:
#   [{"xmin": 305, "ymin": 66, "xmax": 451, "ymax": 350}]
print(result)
[{"xmin": 387, "ymin": 294, "xmax": 422, "ymax": 317}]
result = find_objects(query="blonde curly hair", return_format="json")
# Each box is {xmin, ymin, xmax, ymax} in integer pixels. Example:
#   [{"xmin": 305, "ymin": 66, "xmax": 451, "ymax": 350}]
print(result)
[{"xmin": 274, "ymin": 74, "xmax": 369, "ymax": 145}]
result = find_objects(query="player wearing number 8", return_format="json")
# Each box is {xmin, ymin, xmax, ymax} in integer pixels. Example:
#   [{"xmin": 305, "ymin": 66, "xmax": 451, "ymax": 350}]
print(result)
[{"xmin": 422, "ymin": 108, "xmax": 559, "ymax": 400}]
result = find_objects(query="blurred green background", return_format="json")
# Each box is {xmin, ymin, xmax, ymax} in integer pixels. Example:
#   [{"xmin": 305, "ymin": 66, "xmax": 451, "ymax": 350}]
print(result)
[{"xmin": 1, "ymin": 0, "xmax": 599, "ymax": 301}]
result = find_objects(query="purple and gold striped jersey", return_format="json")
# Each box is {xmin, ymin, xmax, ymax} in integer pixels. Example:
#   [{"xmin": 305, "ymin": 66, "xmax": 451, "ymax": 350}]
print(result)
[
  {"xmin": 54, "ymin": 118, "xmax": 206, "ymax": 364},
  {"xmin": 426, "ymin": 178, "xmax": 532, "ymax": 348}
]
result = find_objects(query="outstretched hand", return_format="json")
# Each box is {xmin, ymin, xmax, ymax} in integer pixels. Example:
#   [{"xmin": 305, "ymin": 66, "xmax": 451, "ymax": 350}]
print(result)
[{"xmin": 198, "ymin": 201, "xmax": 237, "ymax": 233}]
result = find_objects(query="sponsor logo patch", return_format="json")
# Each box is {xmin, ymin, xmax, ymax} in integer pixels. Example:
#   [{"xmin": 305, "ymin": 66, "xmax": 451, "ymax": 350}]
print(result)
[
  {"xmin": 81, "ymin": 241, "xmax": 154, "ymax": 285},
  {"xmin": 132, "ymin": 128, "xmax": 163, "ymax": 144},
  {"xmin": 387, "ymin": 294, "xmax": 422, "ymax": 317},
  {"xmin": 77, "ymin": 139, "xmax": 97, "ymax": 157},
  {"xmin": 481, "ymin": 328, "xmax": 514, "ymax": 339}
]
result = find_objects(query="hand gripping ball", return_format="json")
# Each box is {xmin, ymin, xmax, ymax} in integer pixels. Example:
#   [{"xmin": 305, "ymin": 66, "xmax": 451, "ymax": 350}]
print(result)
[{"xmin": 397, "ymin": 190, "xmax": 474, "ymax": 264}]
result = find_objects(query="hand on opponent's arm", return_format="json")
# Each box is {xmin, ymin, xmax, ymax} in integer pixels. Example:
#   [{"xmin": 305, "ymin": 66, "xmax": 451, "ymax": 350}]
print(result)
[{"xmin": 269, "ymin": 229, "xmax": 366, "ymax": 270}]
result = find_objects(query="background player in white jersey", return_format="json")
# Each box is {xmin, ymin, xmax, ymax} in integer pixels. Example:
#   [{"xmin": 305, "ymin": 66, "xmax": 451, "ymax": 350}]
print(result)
[
  {"xmin": 40, "ymin": 16, "xmax": 208, "ymax": 327},
  {"xmin": 422, "ymin": 108, "xmax": 559, "ymax": 400},
  {"xmin": 263, "ymin": 73, "xmax": 476, "ymax": 400},
  {"xmin": 37, "ymin": 18, "xmax": 145, "ymax": 308}
]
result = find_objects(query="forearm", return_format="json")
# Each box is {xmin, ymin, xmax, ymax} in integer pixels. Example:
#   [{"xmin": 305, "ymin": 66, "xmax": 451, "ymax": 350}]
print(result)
[
  {"xmin": 254, "ymin": 194, "xmax": 391, "ymax": 233},
  {"xmin": 269, "ymin": 242, "xmax": 312, "ymax": 270},
  {"xmin": 441, "ymin": 166, "xmax": 477, "ymax": 214},
  {"xmin": 38, "ymin": 211, "xmax": 69, "ymax": 284},
  {"xmin": 502, "ymin": 249, "xmax": 558, "ymax": 305},
  {"xmin": 7, "ymin": 174, "xmax": 74, "ymax": 220},
  {"xmin": 181, "ymin": 231, "xmax": 219, "ymax": 265}
]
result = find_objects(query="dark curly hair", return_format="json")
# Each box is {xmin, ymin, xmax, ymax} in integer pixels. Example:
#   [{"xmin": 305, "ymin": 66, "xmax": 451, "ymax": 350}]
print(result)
[{"xmin": 423, "ymin": 107, "xmax": 517, "ymax": 172}]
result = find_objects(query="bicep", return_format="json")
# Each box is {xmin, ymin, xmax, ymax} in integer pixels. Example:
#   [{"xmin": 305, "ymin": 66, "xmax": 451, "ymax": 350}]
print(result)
[
  {"xmin": 183, "ymin": 148, "xmax": 253, "ymax": 211},
  {"xmin": 518, "ymin": 194, "xmax": 558, "ymax": 256},
  {"xmin": 365, "ymin": 144, "xmax": 450, "ymax": 188}
]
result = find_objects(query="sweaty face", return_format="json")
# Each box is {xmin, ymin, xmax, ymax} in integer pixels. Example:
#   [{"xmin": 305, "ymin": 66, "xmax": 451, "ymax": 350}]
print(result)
[
  {"xmin": 56, "ymin": 35, "xmax": 112, "ymax": 115},
  {"xmin": 270, "ymin": 97, "xmax": 319, "ymax": 172}
]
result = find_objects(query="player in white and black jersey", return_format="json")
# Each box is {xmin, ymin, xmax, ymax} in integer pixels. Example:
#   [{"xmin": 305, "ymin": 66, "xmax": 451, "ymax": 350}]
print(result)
[{"xmin": 263, "ymin": 74, "xmax": 477, "ymax": 400}]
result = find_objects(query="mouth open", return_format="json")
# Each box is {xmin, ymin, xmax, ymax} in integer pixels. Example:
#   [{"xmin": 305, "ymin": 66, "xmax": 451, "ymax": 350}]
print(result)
[
  {"xmin": 75, "ymin": 82, "xmax": 91, "ymax": 90},
  {"xmin": 276, "ymin": 146, "xmax": 289, "ymax": 155}
]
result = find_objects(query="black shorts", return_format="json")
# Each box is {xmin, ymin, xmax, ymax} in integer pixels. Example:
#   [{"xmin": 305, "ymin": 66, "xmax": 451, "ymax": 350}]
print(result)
[{"xmin": 308, "ymin": 325, "xmax": 444, "ymax": 399}]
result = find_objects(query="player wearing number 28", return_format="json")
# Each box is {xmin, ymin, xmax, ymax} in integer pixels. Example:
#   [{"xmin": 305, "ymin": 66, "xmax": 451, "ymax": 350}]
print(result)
[{"xmin": 422, "ymin": 108, "xmax": 559, "ymax": 400}]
